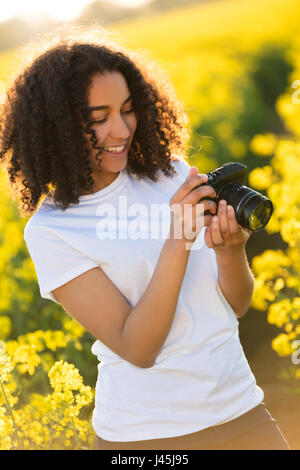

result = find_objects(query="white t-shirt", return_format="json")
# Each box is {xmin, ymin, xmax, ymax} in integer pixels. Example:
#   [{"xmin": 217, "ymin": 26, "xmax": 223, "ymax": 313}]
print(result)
[{"xmin": 23, "ymin": 156, "xmax": 264, "ymax": 442}]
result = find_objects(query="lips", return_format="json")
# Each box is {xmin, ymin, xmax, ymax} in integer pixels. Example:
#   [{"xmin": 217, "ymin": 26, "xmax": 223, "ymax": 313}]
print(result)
[
  {"xmin": 103, "ymin": 144, "xmax": 126, "ymax": 153},
  {"xmin": 102, "ymin": 145, "xmax": 128, "ymax": 157}
]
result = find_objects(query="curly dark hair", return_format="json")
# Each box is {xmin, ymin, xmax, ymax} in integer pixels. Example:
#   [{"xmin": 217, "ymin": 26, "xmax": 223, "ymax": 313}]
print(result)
[{"xmin": 0, "ymin": 24, "xmax": 190, "ymax": 217}]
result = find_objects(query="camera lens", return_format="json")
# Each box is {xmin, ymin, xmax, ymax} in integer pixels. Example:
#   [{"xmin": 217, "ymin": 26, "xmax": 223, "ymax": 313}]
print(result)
[
  {"xmin": 219, "ymin": 184, "xmax": 273, "ymax": 231},
  {"xmin": 244, "ymin": 197, "xmax": 273, "ymax": 231}
]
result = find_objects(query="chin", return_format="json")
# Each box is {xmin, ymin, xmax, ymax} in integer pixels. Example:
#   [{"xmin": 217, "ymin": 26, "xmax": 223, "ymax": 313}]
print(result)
[{"xmin": 102, "ymin": 158, "xmax": 128, "ymax": 173}]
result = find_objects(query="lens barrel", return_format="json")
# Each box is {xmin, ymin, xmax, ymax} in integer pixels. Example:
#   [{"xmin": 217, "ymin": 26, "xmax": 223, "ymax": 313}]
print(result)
[{"xmin": 218, "ymin": 184, "xmax": 273, "ymax": 231}]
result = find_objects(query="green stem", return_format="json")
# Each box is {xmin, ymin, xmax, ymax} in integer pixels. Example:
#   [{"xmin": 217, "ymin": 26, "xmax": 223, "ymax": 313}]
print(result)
[
  {"xmin": 71, "ymin": 416, "xmax": 81, "ymax": 450},
  {"xmin": 46, "ymin": 406, "xmax": 66, "ymax": 450},
  {"xmin": 46, "ymin": 414, "xmax": 63, "ymax": 450},
  {"xmin": 0, "ymin": 378, "xmax": 23, "ymax": 450}
]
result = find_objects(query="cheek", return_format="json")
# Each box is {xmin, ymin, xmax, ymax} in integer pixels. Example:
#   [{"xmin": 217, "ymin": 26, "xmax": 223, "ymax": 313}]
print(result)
[{"xmin": 93, "ymin": 127, "xmax": 104, "ymax": 142}]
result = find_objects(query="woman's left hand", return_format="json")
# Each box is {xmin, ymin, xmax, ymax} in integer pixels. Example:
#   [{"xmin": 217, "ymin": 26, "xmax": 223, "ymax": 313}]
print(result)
[{"xmin": 204, "ymin": 199, "xmax": 252, "ymax": 253}]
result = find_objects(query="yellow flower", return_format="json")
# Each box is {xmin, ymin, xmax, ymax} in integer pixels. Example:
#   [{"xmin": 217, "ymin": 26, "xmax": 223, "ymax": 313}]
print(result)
[
  {"xmin": 13, "ymin": 344, "xmax": 41, "ymax": 375},
  {"xmin": 273, "ymin": 278, "xmax": 285, "ymax": 291},
  {"xmin": 75, "ymin": 386, "xmax": 93, "ymax": 407},
  {"xmin": 281, "ymin": 219, "xmax": 300, "ymax": 247},
  {"xmin": 272, "ymin": 334, "xmax": 293, "ymax": 357},
  {"xmin": 0, "ymin": 343, "xmax": 14, "ymax": 382},
  {"xmin": 268, "ymin": 299, "xmax": 291, "ymax": 328},
  {"xmin": 250, "ymin": 133, "xmax": 277, "ymax": 156},
  {"xmin": 43, "ymin": 331, "xmax": 67, "ymax": 351},
  {"xmin": 0, "ymin": 411, "xmax": 13, "ymax": 450},
  {"xmin": 248, "ymin": 166, "xmax": 274, "ymax": 190},
  {"xmin": 285, "ymin": 323, "xmax": 294, "ymax": 333},
  {"xmin": 0, "ymin": 435, "xmax": 12, "ymax": 450},
  {"xmin": 48, "ymin": 361, "xmax": 83, "ymax": 393}
]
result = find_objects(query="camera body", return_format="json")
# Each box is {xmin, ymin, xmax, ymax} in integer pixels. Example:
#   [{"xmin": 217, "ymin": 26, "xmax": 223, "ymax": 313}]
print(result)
[
  {"xmin": 205, "ymin": 161, "xmax": 247, "ymax": 191},
  {"xmin": 197, "ymin": 162, "xmax": 273, "ymax": 232}
]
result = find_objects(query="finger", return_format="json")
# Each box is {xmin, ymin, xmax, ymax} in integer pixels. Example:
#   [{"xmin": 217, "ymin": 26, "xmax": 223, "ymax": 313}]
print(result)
[
  {"xmin": 172, "ymin": 166, "xmax": 204, "ymax": 202},
  {"xmin": 179, "ymin": 200, "xmax": 216, "ymax": 234},
  {"xmin": 204, "ymin": 225, "xmax": 213, "ymax": 248},
  {"xmin": 227, "ymin": 205, "xmax": 252, "ymax": 241},
  {"xmin": 182, "ymin": 187, "xmax": 217, "ymax": 207},
  {"xmin": 185, "ymin": 203, "xmax": 213, "ymax": 234},
  {"xmin": 226, "ymin": 204, "xmax": 240, "ymax": 236},
  {"xmin": 203, "ymin": 200, "xmax": 218, "ymax": 216},
  {"xmin": 217, "ymin": 200, "xmax": 230, "ymax": 240},
  {"xmin": 170, "ymin": 167, "xmax": 207, "ymax": 204},
  {"xmin": 244, "ymin": 228, "xmax": 253, "ymax": 236},
  {"xmin": 186, "ymin": 200, "xmax": 217, "ymax": 217},
  {"xmin": 183, "ymin": 203, "xmax": 206, "ymax": 236},
  {"xmin": 211, "ymin": 215, "xmax": 224, "ymax": 245}
]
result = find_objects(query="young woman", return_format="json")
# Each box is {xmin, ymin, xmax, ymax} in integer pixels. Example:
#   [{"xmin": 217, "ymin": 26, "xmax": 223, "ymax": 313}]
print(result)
[{"xmin": 0, "ymin": 27, "xmax": 290, "ymax": 450}]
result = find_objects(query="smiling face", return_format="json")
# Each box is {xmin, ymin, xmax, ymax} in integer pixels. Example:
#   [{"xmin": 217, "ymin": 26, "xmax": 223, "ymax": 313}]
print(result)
[{"xmin": 83, "ymin": 70, "xmax": 137, "ymax": 193}]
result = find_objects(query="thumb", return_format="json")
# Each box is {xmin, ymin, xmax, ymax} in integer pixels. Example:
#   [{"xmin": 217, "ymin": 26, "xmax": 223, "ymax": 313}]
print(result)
[{"xmin": 188, "ymin": 166, "xmax": 198, "ymax": 179}]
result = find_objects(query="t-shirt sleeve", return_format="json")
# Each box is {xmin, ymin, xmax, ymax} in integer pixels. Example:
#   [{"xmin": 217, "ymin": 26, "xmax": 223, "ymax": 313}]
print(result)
[
  {"xmin": 24, "ymin": 224, "xmax": 99, "ymax": 304},
  {"xmin": 171, "ymin": 155, "xmax": 193, "ymax": 180}
]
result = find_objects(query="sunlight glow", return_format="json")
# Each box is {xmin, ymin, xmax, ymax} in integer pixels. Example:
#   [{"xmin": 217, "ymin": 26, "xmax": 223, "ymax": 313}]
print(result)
[
  {"xmin": 109, "ymin": 0, "xmax": 150, "ymax": 6},
  {"xmin": 0, "ymin": 0, "xmax": 150, "ymax": 23},
  {"xmin": 0, "ymin": 0, "xmax": 91, "ymax": 22}
]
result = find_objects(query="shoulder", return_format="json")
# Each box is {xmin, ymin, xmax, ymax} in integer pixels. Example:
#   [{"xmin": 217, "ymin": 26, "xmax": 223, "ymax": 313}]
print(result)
[
  {"xmin": 169, "ymin": 154, "xmax": 192, "ymax": 179},
  {"xmin": 23, "ymin": 207, "xmax": 58, "ymax": 246},
  {"xmin": 24, "ymin": 214, "xmax": 43, "ymax": 241},
  {"xmin": 24, "ymin": 192, "xmax": 67, "ymax": 241},
  {"xmin": 24, "ymin": 220, "xmax": 55, "ymax": 254}
]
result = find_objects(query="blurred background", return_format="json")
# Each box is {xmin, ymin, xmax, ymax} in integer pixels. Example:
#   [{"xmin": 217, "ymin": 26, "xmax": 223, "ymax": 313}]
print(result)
[{"xmin": 0, "ymin": 0, "xmax": 299, "ymax": 450}]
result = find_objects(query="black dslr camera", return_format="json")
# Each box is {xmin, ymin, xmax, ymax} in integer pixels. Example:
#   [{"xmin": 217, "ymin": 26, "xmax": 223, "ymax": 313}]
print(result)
[{"xmin": 197, "ymin": 162, "xmax": 273, "ymax": 232}]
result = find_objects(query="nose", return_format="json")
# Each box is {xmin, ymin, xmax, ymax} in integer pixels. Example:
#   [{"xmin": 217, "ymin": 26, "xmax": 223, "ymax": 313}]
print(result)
[{"xmin": 109, "ymin": 114, "xmax": 131, "ymax": 140}]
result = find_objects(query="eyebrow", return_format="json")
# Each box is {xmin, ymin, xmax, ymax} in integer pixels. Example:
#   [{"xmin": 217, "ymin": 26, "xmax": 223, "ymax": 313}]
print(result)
[{"xmin": 88, "ymin": 94, "xmax": 133, "ymax": 111}]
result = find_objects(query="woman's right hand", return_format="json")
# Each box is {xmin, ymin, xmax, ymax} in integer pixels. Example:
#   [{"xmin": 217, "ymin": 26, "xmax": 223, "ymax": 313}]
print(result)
[{"xmin": 168, "ymin": 166, "xmax": 217, "ymax": 248}]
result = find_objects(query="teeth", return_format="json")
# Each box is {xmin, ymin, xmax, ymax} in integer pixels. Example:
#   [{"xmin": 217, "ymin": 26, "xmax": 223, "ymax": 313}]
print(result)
[{"xmin": 104, "ymin": 145, "xmax": 126, "ymax": 152}]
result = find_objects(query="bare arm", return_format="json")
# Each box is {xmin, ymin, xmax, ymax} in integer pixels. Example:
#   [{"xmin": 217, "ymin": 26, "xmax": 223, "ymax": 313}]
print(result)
[
  {"xmin": 204, "ymin": 198, "xmax": 254, "ymax": 318},
  {"xmin": 215, "ymin": 247, "xmax": 254, "ymax": 318},
  {"xmin": 121, "ymin": 238, "xmax": 191, "ymax": 367}
]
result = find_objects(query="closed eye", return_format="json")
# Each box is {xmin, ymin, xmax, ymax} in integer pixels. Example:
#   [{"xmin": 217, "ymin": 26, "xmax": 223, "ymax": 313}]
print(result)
[{"xmin": 93, "ymin": 109, "xmax": 135, "ymax": 124}]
